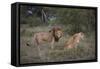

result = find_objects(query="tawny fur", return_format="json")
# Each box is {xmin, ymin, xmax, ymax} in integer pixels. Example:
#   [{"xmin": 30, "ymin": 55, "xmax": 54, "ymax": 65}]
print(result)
[
  {"xmin": 65, "ymin": 32, "xmax": 84, "ymax": 49},
  {"xmin": 33, "ymin": 26, "xmax": 63, "ymax": 49}
]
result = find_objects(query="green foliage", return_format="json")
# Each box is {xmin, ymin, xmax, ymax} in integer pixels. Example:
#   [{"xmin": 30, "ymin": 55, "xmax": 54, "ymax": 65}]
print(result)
[{"xmin": 20, "ymin": 6, "xmax": 96, "ymax": 34}]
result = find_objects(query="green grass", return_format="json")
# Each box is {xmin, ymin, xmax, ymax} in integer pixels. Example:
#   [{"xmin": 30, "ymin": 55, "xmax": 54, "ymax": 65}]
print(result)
[{"xmin": 20, "ymin": 25, "xmax": 96, "ymax": 64}]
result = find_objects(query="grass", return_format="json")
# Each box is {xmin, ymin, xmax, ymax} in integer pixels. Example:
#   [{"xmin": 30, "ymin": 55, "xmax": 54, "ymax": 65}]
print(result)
[{"xmin": 20, "ymin": 25, "xmax": 96, "ymax": 64}]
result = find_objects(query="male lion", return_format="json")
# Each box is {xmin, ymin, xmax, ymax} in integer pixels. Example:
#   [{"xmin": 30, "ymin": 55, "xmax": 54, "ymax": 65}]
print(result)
[
  {"xmin": 31, "ymin": 26, "xmax": 63, "ymax": 60},
  {"xmin": 65, "ymin": 32, "xmax": 84, "ymax": 49},
  {"xmin": 33, "ymin": 26, "xmax": 63, "ymax": 49}
]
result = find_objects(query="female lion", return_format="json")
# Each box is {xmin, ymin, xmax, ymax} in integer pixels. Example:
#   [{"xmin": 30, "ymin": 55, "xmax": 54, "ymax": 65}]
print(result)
[{"xmin": 65, "ymin": 32, "xmax": 84, "ymax": 49}]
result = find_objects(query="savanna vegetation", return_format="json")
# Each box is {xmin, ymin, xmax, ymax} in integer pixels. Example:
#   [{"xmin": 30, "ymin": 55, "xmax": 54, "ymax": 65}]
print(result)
[{"xmin": 20, "ymin": 5, "xmax": 96, "ymax": 64}]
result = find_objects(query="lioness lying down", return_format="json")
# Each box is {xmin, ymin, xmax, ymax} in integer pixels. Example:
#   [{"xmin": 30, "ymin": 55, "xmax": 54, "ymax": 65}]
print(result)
[{"xmin": 65, "ymin": 32, "xmax": 84, "ymax": 49}]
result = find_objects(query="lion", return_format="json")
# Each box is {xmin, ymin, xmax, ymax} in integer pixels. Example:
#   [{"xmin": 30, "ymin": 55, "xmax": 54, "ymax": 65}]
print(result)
[
  {"xmin": 64, "ymin": 32, "xmax": 84, "ymax": 49},
  {"xmin": 32, "ymin": 26, "xmax": 63, "ymax": 49},
  {"xmin": 29, "ymin": 26, "xmax": 63, "ymax": 60}
]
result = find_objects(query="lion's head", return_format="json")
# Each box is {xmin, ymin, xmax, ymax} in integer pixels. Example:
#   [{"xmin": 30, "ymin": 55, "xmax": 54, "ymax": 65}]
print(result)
[
  {"xmin": 50, "ymin": 26, "xmax": 63, "ymax": 42},
  {"xmin": 75, "ymin": 32, "xmax": 84, "ymax": 40}
]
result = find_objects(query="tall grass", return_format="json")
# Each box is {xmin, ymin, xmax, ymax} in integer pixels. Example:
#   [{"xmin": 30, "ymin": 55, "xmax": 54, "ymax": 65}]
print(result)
[{"xmin": 20, "ymin": 25, "xmax": 96, "ymax": 64}]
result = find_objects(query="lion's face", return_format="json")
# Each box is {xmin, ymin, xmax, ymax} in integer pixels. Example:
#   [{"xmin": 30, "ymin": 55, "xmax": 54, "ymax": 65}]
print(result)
[
  {"xmin": 55, "ymin": 30, "xmax": 63, "ymax": 39},
  {"xmin": 78, "ymin": 32, "xmax": 84, "ymax": 40},
  {"xmin": 51, "ymin": 26, "xmax": 63, "ymax": 42}
]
